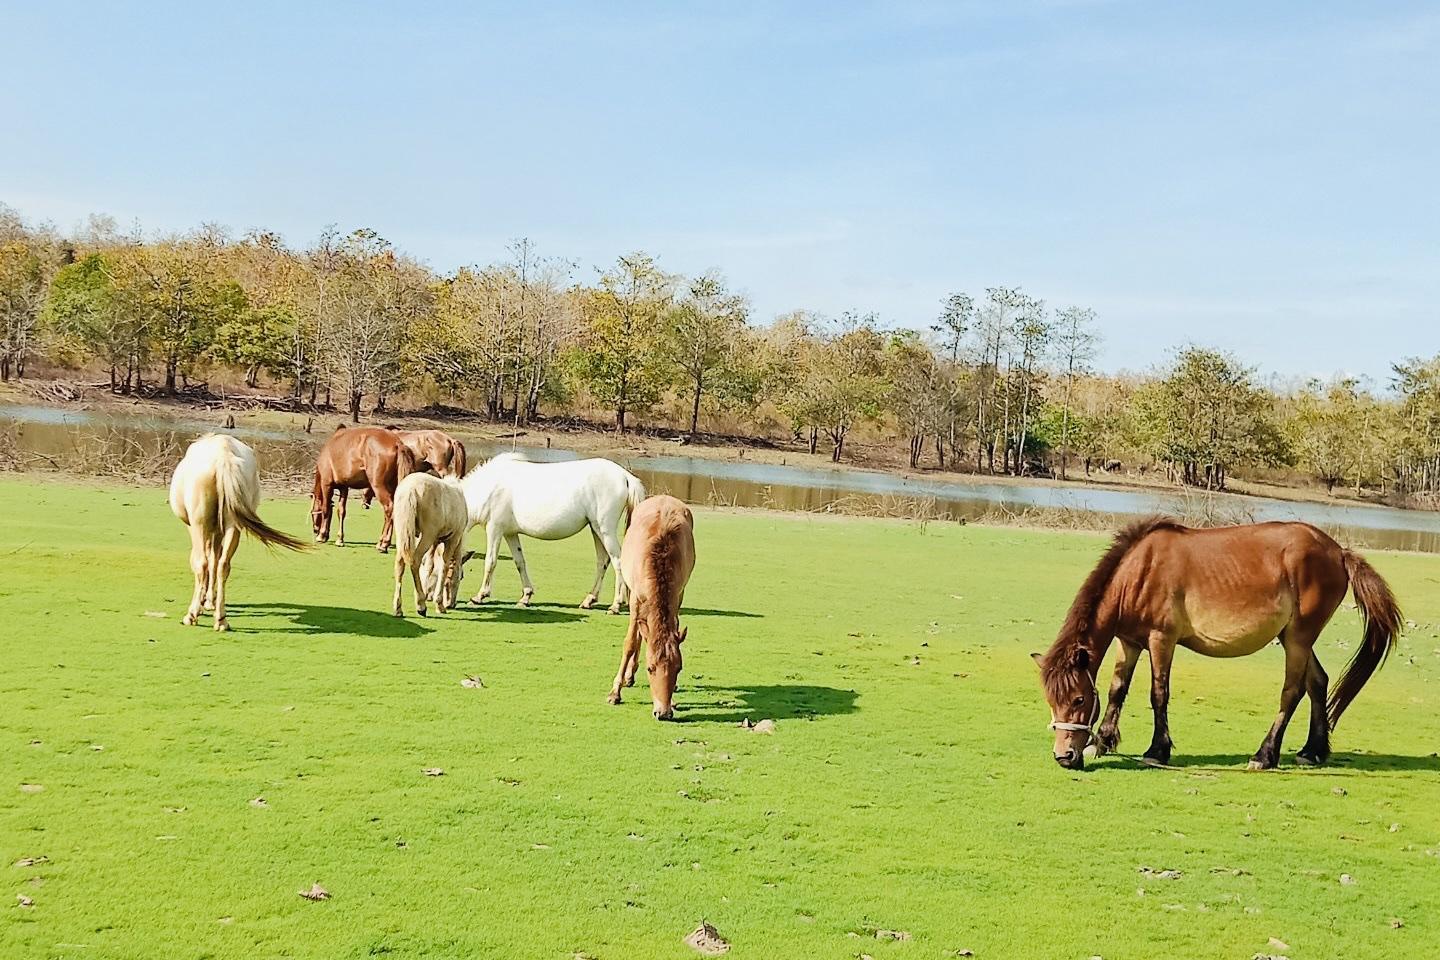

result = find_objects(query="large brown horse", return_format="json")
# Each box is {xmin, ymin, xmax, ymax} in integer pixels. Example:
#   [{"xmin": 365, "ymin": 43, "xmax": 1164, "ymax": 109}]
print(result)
[
  {"xmin": 1036, "ymin": 518, "xmax": 1401, "ymax": 771},
  {"xmin": 311, "ymin": 425, "xmax": 417, "ymax": 552}
]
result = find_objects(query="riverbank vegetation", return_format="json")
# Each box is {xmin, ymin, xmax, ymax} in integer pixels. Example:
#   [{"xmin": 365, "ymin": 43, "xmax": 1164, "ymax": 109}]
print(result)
[{"xmin": 3, "ymin": 204, "xmax": 1439, "ymax": 505}]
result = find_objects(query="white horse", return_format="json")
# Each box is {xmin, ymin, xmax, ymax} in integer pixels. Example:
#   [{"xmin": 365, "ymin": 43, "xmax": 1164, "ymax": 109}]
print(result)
[
  {"xmin": 458, "ymin": 453, "xmax": 646, "ymax": 611},
  {"xmin": 169, "ymin": 434, "xmax": 305, "ymax": 630}
]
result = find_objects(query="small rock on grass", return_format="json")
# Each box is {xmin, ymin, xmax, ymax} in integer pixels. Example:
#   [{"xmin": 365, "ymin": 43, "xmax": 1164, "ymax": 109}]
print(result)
[
  {"xmin": 19, "ymin": 784, "xmax": 43, "ymax": 794},
  {"xmin": 738, "ymin": 718, "xmax": 776, "ymax": 734},
  {"xmin": 422, "ymin": 768, "xmax": 445, "ymax": 777},
  {"xmin": 249, "ymin": 797, "xmax": 268, "ymax": 808},
  {"xmin": 684, "ymin": 920, "xmax": 730, "ymax": 955},
  {"xmin": 876, "ymin": 929, "xmax": 911, "ymax": 941},
  {"xmin": 1339, "ymin": 874, "xmax": 1356, "ymax": 886},
  {"xmin": 16, "ymin": 894, "xmax": 34, "ymax": 908},
  {"xmin": 298, "ymin": 883, "xmax": 330, "ymax": 901},
  {"xmin": 460, "ymin": 675, "xmax": 485, "ymax": 688},
  {"xmin": 1268, "ymin": 938, "xmax": 1290, "ymax": 950}
]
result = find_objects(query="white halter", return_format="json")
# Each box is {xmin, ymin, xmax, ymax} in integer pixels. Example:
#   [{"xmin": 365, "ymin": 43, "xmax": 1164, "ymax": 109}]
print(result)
[{"xmin": 1048, "ymin": 675, "xmax": 1101, "ymax": 742}]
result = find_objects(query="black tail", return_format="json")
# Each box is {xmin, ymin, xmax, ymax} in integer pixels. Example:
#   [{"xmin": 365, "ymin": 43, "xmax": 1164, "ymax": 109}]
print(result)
[{"xmin": 1328, "ymin": 550, "xmax": 1402, "ymax": 730}]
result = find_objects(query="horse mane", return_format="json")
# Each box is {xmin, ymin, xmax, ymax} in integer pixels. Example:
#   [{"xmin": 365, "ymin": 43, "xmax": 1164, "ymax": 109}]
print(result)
[
  {"xmin": 1041, "ymin": 516, "xmax": 1185, "ymax": 698},
  {"xmin": 642, "ymin": 516, "xmax": 690, "ymax": 660}
]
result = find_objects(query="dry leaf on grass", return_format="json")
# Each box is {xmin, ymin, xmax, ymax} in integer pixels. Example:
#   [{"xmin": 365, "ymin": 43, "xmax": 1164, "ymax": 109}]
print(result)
[
  {"xmin": 143, "ymin": 611, "xmax": 167, "ymax": 619},
  {"xmin": 249, "ymin": 797, "xmax": 268, "ymax": 808},
  {"xmin": 460, "ymin": 675, "xmax": 485, "ymax": 688},
  {"xmin": 13, "ymin": 856, "xmax": 48, "ymax": 868},
  {"xmin": 1268, "ymin": 938, "xmax": 1290, "ymax": 950},
  {"xmin": 1339, "ymin": 874, "xmax": 1356, "ymax": 886},
  {"xmin": 684, "ymin": 920, "xmax": 730, "ymax": 955},
  {"xmin": 19, "ymin": 784, "xmax": 43, "ymax": 794},
  {"xmin": 1137, "ymin": 866, "xmax": 1182, "ymax": 880},
  {"xmin": 876, "ymin": 929, "xmax": 912, "ymax": 941},
  {"xmin": 16, "ymin": 894, "xmax": 34, "ymax": 908},
  {"xmin": 422, "ymin": 768, "xmax": 445, "ymax": 777},
  {"xmin": 298, "ymin": 883, "xmax": 330, "ymax": 901}
]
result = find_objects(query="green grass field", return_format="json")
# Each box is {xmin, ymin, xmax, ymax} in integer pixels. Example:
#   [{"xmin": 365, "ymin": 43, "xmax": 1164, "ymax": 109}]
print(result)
[{"xmin": 2, "ymin": 475, "xmax": 1438, "ymax": 959}]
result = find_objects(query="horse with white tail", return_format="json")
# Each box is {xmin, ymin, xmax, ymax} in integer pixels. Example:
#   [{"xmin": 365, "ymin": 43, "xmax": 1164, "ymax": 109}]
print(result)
[
  {"xmin": 458, "ymin": 453, "xmax": 646, "ymax": 610},
  {"xmin": 391, "ymin": 472, "xmax": 471, "ymax": 617},
  {"xmin": 169, "ymin": 434, "xmax": 306, "ymax": 631}
]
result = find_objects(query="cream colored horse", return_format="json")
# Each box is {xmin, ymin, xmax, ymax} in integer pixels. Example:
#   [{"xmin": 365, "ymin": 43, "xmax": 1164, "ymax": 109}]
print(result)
[
  {"xmin": 391, "ymin": 472, "xmax": 470, "ymax": 617},
  {"xmin": 169, "ymin": 434, "xmax": 305, "ymax": 630}
]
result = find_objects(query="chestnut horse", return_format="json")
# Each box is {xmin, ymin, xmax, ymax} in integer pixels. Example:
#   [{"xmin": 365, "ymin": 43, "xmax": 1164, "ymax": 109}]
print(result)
[
  {"xmin": 607, "ymin": 495, "xmax": 695, "ymax": 720},
  {"xmin": 387, "ymin": 427, "xmax": 467, "ymax": 478},
  {"xmin": 311, "ymin": 425, "xmax": 417, "ymax": 552},
  {"xmin": 1037, "ymin": 518, "xmax": 1401, "ymax": 771}
]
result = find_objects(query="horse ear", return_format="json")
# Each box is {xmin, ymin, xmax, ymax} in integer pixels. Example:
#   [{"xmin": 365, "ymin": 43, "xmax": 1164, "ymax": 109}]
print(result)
[
  {"xmin": 461, "ymin": 550, "xmax": 477, "ymax": 565},
  {"xmin": 1030, "ymin": 652, "xmax": 1044, "ymax": 669},
  {"xmin": 1071, "ymin": 648, "xmax": 1090, "ymax": 671},
  {"xmin": 679, "ymin": 627, "xmax": 688, "ymax": 644}
]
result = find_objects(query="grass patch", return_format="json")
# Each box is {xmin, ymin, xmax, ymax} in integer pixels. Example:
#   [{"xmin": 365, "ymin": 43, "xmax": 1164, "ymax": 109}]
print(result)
[{"xmin": 2, "ymin": 474, "xmax": 1438, "ymax": 959}]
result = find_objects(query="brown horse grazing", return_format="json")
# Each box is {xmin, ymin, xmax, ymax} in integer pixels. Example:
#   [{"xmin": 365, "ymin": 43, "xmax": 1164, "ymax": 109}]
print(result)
[
  {"xmin": 386, "ymin": 427, "xmax": 467, "ymax": 478},
  {"xmin": 607, "ymin": 495, "xmax": 695, "ymax": 720},
  {"xmin": 311, "ymin": 425, "xmax": 417, "ymax": 552},
  {"xmin": 1036, "ymin": 518, "xmax": 1401, "ymax": 771}
]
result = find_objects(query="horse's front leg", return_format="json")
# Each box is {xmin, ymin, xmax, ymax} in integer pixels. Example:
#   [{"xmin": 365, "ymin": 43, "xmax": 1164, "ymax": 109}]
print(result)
[
  {"xmin": 596, "ymin": 525, "xmax": 626, "ymax": 614},
  {"xmin": 607, "ymin": 613, "xmax": 642, "ymax": 705},
  {"xmin": 1143, "ymin": 633, "xmax": 1176, "ymax": 766},
  {"xmin": 1095, "ymin": 639, "xmax": 1142, "ymax": 756},
  {"xmin": 504, "ymin": 533, "xmax": 534, "ymax": 607},
  {"xmin": 471, "ymin": 524, "xmax": 502, "ymax": 604},
  {"xmin": 1250, "ymin": 634, "xmax": 1311, "ymax": 770}
]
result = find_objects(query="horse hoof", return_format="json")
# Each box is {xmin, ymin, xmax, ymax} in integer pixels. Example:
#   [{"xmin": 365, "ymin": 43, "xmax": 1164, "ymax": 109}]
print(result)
[
  {"xmin": 182, "ymin": 613, "xmax": 198, "ymax": 626},
  {"xmin": 606, "ymin": 605, "xmax": 621, "ymax": 615},
  {"xmin": 1140, "ymin": 756, "xmax": 1167, "ymax": 768},
  {"xmin": 417, "ymin": 608, "xmax": 427, "ymax": 618},
  {"xmin": 607, "ymin": 693, "xmax": 622, "ymax": 705},
  {"xmin": 214, "ymin": 620, "xmax": 230, "ymax": 633},
  {"xmin": 1295, "ymin": 752, "xmax": 1326, "ymax": 767},
  {"xmin": 579, "ymin": 596, "xmax": 597, "ymax": 610}
]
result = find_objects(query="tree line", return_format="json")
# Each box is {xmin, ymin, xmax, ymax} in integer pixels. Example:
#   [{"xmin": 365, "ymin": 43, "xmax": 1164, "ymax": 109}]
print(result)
[{"xmin": 2, "ymin": 203, "xmax": 1438, "ymax": 501}]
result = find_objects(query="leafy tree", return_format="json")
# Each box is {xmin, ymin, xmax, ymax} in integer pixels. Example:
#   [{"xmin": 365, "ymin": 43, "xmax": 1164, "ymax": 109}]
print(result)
[
  {"xmin": 1053, "ymin": 306, "xmax": 1100, "ymax": 479},
  {"xmin": 814, "ymin": 312, "xmax": 888, "ymax": 462},
  {"xmin": 1130, "ymin": 346, "xmax": 1289, "ymax": 489},
  {"xmin": 571, "ymin": 252, "xmax": 672, "ymax": 433},
  {"xmin": 661, "ymin": 272, "xmax": 752, "ymax": 436},
  {"xmin": 885, "ymin": 331, "xmax": 947, "ymax": 468},
  {"xmin": 43, "ymin": 253, "xmax": 148, "ymax": 393}
]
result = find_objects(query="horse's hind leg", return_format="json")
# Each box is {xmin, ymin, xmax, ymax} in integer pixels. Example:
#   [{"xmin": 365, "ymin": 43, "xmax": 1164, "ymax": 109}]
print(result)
[
  {"xmin": 183, "ymin": 523, "xmax": 207, "ymax": 626},
  {"xmin": 212, "ymin": 526, "xmax": 240, "ymax": 632},
  {"xmin": 1296, "ymin": 653, "xmax": 1331, "ymax": 766},
  {"xmin": 375, "ymin": 485, "xmax": 396, "ymax": 554},
  {"xmin": 1249, "ymin": 633, "xmax": 1311, "ymax": 770},
  {"xmin": 504, "ymin": 534, "xmax": 534, "ymax": 607},
  {"xmin": 595, "ymin": 524, "xmax": 627, "ymax": 614},
  {"xmin": 581, "ymin": 530, "xmax": 610, "ymax": 610}
]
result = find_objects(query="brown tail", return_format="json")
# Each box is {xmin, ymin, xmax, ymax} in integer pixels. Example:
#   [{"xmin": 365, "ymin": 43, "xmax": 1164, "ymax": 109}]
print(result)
[
  {"xmin": 451, "ymin": 440, "xmax": 467, "ymax": 478},
  {"xmin": 396, "ymin": 443, "xmax": 418, "ymax": 481},
  {"xmin": 1328, "ymin": 550, "xmax": 1402, "ymax": 729}
]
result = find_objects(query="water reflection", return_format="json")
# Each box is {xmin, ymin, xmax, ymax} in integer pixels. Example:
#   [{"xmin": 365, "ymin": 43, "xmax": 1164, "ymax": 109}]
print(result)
[{"xmin": 4, "ymin": 403, "xmax": 1439, "ymax": 552}]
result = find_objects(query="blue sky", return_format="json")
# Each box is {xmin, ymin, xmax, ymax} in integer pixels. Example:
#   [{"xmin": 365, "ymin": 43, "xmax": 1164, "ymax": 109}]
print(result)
[{"xmin": 3, "ymin": 1, "xmax": 1436, "ymax": 381}]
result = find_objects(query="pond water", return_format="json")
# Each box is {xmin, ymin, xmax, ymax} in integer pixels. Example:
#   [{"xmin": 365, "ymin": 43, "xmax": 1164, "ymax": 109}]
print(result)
[{"xmin": 5, "ymin": 402, "xmax": 1440, "ymax": 553}]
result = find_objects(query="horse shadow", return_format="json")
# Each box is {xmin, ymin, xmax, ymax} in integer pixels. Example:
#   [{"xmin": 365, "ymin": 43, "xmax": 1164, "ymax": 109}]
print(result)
[
  {"xmin": 1098, "ymin": 752, "xmax": 1440, "ymax": 774},
  {"xmin": 225, "ymin": 602, "xmax": 433, "ymax": 638},
  {"xmin": 451, "ymin": 602, "xmax": 587, "ymax": 625},
  {"xmin": 682, "ymin": 607, "xmax": 763, "ymax": 619},
  {"xmin": 674, "ymin": 683, "xmax": 859, "ymax": 724}
]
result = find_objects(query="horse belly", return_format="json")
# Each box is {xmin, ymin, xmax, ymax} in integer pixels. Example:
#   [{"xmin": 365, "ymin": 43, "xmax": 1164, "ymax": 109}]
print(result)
[
  {"xmin": 509, "ymin": 502, "xmax": 591, "ymax": 540},
  {"xmin": 1181, "ymin": 599, "xmax": 1293, "ymax": 658}
]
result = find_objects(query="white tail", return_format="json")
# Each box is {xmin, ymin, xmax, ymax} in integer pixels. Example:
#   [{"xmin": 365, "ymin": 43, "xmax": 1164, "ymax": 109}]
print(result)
[
  {"xmin": 214, "ymin": 442, "xmax": 305, "ymax": 551},
  {"xmin": 625, "ymin": 473, "xmax": 647, "ymax": 524}
]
